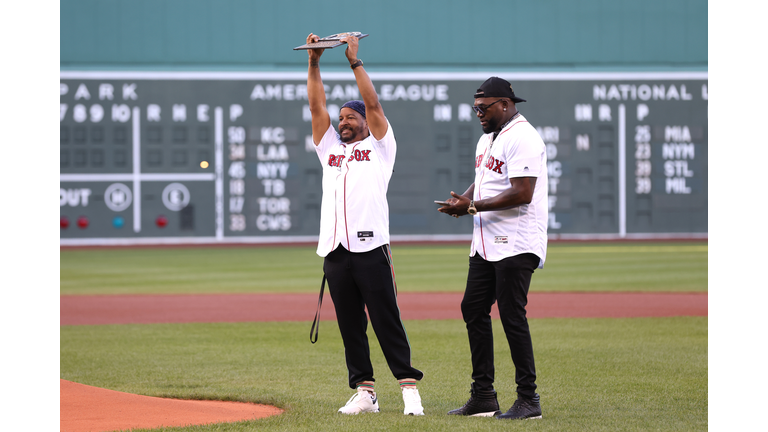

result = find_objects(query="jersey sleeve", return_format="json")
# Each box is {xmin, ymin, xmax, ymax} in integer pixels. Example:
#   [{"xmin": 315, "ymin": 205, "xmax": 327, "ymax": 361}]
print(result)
[
  {"xmin": 504, "ymin": 127, "xmax": 546, "ymax": 178},
  {"xmin": 314, "ymin": 124, "xmax": 340, "ymax": 163},
  {"xmin": 371, "ymin": 118, "xmax": 396, "ymax": 164}
]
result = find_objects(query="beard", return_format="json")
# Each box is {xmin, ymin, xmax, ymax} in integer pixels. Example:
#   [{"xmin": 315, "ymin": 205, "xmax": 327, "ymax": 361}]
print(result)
[
  {"xmin": 339, "ymin": 124, "xmax": 365, "ymax": 143},
  {"xmin": 481, "ymin": 118, "xmax": 500, "ymax": 134}
]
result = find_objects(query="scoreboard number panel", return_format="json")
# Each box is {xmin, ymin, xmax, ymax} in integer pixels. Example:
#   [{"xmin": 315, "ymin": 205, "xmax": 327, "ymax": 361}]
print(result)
[{"xmin": 59, "ymin": 72, "xmax": 707, "ymax": 245}]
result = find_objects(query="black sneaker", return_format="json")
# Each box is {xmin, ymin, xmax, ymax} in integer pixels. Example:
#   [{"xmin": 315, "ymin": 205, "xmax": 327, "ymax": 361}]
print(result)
[
  {"xmin": 447, "ymin": 386, "xmax": 501, "ymax": 417},
  {"xmin": 497, "ymin": 393, "xmax": 542, "ymax": 420}
]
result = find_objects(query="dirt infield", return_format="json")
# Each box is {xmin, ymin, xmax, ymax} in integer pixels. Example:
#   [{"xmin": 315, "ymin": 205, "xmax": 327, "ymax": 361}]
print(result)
[
  {"xmin": 60, "ymin": 291, "xmax": 708, "ymax": 326},
  {"xmin": 60, "ymin": 291, "xmax": 707, "ymax": 431},
  {"xmin": 60, "ymin": 380, "xmax": 283, "ymax": 432}
]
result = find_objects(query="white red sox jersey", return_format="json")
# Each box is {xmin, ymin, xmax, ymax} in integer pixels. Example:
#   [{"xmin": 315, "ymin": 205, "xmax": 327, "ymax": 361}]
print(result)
[
  {"xmin": 470, "ymin": 114, "xmax": 549, "ymax": 267},
  {"xmin": 314, "ymin": 120, "xmax": 396, "ymax": 257}
]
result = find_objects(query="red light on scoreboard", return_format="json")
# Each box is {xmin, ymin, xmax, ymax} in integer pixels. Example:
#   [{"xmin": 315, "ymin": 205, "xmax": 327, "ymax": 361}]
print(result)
[
  {"xmin": 156, "ymin": 215, "xmax": 168, "ymax": 228},
  {"xmin": 77, "ymin": 216, "xmax": 89, "ymax": 229},
  {"xmin": 61, "ymin": 216, "xmax": 70, "ymax": 229}
]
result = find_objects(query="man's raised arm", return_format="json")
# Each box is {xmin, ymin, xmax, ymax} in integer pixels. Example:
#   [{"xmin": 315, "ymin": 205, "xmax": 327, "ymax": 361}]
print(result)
[
  {"xmin": 306, "ymin": 33, "xmax": 331, "ymax": 145},
  {"xmin": 342, "ymin": 35, "xmax": 387, "ymax": 141}
]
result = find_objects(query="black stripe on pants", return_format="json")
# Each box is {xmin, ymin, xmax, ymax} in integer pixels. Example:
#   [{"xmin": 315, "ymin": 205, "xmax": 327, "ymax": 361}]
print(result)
[
  {"xmin": 324, "ymin": 244, "xmax": 424, "ymax": 389},
  {"xmin": 461, "ymin": 252, "xmax": 540, "ymax": 399}
]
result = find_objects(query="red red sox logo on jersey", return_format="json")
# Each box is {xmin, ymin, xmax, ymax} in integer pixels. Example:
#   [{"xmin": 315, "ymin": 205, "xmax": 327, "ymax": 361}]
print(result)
[
  {"xmin": 328, "ymin": 149, "xmax": 372, "ymax": 167},
  {"xmin": 476, "ymin": 154, "xmax": 505, "ymax": 174}
]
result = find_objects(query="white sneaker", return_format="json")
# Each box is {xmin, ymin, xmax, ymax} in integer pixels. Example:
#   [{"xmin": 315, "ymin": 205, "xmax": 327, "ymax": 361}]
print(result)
[
  {"xmin": 402, "ymin": 388, "xmax": 425, "ymax": 416},
  {"xmin": 338, "ymin": 388, "xmax": 380, "ymax": 414}
]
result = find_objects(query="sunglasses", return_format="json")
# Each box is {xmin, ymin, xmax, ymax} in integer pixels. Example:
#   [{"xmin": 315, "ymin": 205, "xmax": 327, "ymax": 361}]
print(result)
[{"xmin": 472, "ymin": 99, "xmax": 503, "ymax": 115}]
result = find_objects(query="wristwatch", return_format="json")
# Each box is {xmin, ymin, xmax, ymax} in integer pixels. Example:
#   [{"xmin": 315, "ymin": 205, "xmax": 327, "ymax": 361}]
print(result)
[
  {"xmin": 350, "ymin": 59, "xmax": 364, "ymax": 70},
  {"xmin": 467, "ymin": 200, "xmax": 477, "ymax": 215}
]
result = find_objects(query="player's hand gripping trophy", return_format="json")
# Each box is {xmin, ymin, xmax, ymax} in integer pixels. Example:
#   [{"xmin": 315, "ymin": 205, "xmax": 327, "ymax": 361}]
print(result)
[{"xmin": 306, "ymin": 32, "xmax": 362, "ymax": 67}]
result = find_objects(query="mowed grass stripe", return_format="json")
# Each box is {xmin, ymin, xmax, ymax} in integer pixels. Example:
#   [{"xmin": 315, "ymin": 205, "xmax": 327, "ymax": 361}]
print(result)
[
  {"xmin": 395, "ymin": 244, "xmax": 707, "ymax": 255},
  {"xmin": 60, "ymin": 242, "xmax": 707, "ymax": 295}
]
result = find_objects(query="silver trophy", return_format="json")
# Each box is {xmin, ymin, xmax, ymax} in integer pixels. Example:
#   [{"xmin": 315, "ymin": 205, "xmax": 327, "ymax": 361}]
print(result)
[{"xmin": 294, "ymin": 32, "xmax": 369, "ymax": 50}]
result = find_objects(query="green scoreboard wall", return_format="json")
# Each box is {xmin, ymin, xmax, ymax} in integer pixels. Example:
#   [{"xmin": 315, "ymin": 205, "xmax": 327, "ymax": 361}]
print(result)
[{"xmin": 59, "ymin": 71, "xmax": 707, "ymax": 245}]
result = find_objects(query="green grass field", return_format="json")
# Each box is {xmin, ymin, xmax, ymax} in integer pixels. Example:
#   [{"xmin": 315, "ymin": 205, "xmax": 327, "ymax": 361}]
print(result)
[
  {"xmin": 60, "ymin": 242, "xmax": 707, "ymax": 295},
  {"xmin": 60, "ymin": 319, "xmax": 706, "ymax": 432},
  {"xmin": 60, "ymin": 241, "xmax": 708, "ymax": 431}
]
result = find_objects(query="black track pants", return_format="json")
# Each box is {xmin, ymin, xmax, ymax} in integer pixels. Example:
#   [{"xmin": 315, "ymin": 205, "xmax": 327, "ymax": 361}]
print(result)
[
  {"xmin": 461, "ymin": 252, "xmax": 539, "ymax": 399},
  {"xmin": 324, "ymin": 244, "xmax": 424, "ymax": 389}
]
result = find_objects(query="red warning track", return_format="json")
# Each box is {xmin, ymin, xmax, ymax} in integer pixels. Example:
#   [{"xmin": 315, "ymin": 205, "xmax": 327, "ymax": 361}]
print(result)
[{"xmin": 60, "ymin": 291, "xmax": 707, "ymax": 326}]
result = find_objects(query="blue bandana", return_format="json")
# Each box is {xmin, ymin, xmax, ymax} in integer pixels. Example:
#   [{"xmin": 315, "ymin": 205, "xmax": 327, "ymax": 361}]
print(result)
[{"xmin": 341, "ymin": 100, "xmax": 366, "ymax": 118}]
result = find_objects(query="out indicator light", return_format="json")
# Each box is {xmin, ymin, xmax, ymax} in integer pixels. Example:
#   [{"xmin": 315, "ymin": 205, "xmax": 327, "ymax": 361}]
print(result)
[
  {"xmin": 77, "ymin": 216, "xmax": 89, "ymax": 229},
  {"xmin": 156, "ymin": 215, "xmax": 168, "ymax": 228}
]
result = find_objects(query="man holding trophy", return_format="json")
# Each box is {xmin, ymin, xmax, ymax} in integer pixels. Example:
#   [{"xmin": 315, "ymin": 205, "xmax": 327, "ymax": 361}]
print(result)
[{"xmin": 303, "ymin": 32, "xmax": 425, "ymax": 416}]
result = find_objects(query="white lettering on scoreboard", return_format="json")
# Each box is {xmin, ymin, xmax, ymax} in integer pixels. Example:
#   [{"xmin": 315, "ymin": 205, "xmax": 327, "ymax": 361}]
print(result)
[
  {"xmin": 537, "ymin": 126, "xmax": 562, "ymax": 230},
  {"xmin": 593, "ymin": 84, "xmax": 694, "ymax": 101},
  {"xmin": 60, "ymin": 83, "xmax": 222, "ymax": 126},
  {"xmin": 227, "ymin": 125, "xmax": 247, "ymax": 231},
  {"xmin": 254, "ymin": 127, "xmax": 292, "ymax": 231},
  {"xmin": 662, "ymin": 126, "xmax": 695, "ymax": 194},
  {"xmin": 60, "ymin": 188, "xmax": 92, "ymax": 207},
  {"xmin": 635, "ymin": 125, "xmax": 652, "ymax": 194}
]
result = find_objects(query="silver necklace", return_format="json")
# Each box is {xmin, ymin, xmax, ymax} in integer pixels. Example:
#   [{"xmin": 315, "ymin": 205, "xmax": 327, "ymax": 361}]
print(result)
[
  {"xmin": 491, "ymin": 111, "xmax": 521, "ymax": 142},
  {"xmin": 487, "ymin": 111, "xmax": 521, "ymax": 161}
]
